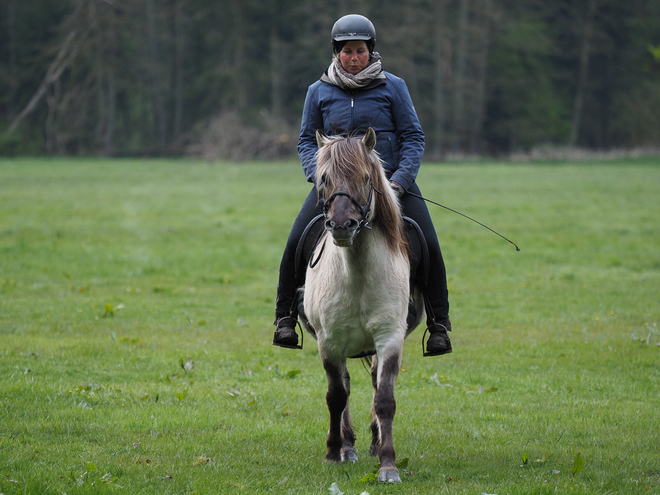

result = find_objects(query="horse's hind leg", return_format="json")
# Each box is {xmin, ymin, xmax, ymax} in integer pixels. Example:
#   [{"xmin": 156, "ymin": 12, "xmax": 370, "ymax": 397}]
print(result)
[
  {"xmin": 371, "ymin": 352, "xmax": 402, "ymax": 483},
  {"xmin": 323, "ymin": 359, "xmax": 355, "ymax": 463}
]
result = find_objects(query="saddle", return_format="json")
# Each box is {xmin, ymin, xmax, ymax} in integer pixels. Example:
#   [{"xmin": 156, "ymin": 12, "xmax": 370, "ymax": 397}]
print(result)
[{"xmin": 293, "ymin": 214, "xmax": 432, "ymax": 329}]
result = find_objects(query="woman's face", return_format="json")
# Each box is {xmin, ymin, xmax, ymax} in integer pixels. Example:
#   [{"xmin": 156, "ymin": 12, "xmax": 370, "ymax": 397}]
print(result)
[{"xmin": 338, "ymin": 40, "xmax": 370, "ymax": 75}]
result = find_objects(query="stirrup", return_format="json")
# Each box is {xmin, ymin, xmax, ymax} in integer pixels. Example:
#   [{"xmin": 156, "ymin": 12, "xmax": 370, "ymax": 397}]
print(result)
[
  {"xmin": 422, "ymin": 323, "xmax": 452, "ymax": 357},
  {"xmin": 272, "ymin": 317, "xmax": 303, "ymax": 350}
]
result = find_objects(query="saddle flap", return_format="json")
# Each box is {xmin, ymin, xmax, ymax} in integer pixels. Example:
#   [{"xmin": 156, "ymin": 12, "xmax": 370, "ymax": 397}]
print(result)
[
  {"xmin": 294, "ymin": 214, "xmax": 326, "ymax": 283},
  {"xmin": 403, "ymin": 216, "xmax": 430, "ymax": 288}
]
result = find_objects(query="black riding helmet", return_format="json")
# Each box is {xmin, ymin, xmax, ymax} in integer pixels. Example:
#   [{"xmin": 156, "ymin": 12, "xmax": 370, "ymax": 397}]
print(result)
[{"xmin": 331, "ymin": 14, "xmax": 376, "ymax": 54}]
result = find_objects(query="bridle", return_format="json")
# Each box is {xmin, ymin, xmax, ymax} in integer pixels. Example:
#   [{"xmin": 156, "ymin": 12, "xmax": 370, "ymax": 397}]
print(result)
[
  {"xmin": 308, "ymin": 181, "xmax": 381, "ymax": 269},
  {"xmin": 322, "ymin": 181, "xmax": 381, "ymax": 234}
]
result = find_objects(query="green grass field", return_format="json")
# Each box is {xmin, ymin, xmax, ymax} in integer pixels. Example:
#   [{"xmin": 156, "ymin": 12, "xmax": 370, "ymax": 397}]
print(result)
[{"xmin": 1, "ymin": 157, "xmax": 659, "ymax": 494}]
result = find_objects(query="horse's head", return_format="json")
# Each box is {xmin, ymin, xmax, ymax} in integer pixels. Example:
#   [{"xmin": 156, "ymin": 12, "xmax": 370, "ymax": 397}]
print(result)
[
  {"xmin": 315, "ymin": 128, "xmax": 405, "ymax": 251},
  {"xmin": 315, "ymin": 129, "xmax": 378, "ymax": 247}
]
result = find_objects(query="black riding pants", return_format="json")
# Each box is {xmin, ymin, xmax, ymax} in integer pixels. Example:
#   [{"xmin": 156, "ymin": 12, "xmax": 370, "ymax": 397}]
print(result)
[{"xmin": 275, "ymin": 182, "xmax": 450, "ymax": 328}]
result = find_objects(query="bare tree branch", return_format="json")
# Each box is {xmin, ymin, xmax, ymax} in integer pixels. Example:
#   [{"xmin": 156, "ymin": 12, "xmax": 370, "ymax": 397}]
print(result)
[{"xmin": 9, "ymin": 30, "xmax": 78, "ymax": 131}]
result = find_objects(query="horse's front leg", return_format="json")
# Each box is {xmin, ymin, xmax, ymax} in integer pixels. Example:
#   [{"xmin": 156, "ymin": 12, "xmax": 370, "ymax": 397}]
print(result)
[
  {"xmin": 371, "ymin": 351, "xmax": 402, "ymax": 483},
  {"xmin": 340, "ymin": 366, "xmax": 358, "ymax": 462},
  {"xmin": 323, "ymin": 359, "xmax": 356, "ymax": 463},
  {"xmin": 369, "ymin": 356, "xmax": 380, "ymax": 457}
]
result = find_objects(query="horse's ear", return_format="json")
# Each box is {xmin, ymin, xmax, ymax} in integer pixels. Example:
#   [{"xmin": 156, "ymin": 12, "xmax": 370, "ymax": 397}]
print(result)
[
  {"xmin": 362, "ymin": 127, "xmax": 376, "ymax": 152},
  {"xmin": 316, "ymin": 130, "xmax": 329, "ymax": 148}
]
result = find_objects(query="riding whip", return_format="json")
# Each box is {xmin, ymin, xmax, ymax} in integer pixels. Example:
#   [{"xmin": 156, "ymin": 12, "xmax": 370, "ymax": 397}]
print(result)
[{"xmin": 406, "ymin": 191, "xmax": 521, "ymax": 251}]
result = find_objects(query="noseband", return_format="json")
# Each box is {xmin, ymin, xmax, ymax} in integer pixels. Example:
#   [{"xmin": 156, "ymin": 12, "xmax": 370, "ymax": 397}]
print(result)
[
  {"xmin": 323, "ymin": 182, "xmax": 381, "ymax": 234},
  {"xmin": 309, "ymin": 182, "xmax": 380, "ymax": 269}
]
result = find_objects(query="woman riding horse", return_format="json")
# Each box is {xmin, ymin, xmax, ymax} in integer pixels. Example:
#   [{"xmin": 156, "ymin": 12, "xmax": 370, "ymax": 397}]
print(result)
[{"xmin": 273, "ymin": 14, "xmax": 452, "ymax": 357}]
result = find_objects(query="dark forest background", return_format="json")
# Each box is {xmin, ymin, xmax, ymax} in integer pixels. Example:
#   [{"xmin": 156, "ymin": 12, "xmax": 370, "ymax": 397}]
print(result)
[{"xmin": 1, "ymin": 0, "xmax": 659, "ymax": 159}]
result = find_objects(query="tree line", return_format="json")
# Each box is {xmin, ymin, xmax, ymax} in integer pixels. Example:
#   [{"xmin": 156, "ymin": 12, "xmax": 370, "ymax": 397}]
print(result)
[{"xmin": 1, "ymin": 0, "xmax": 659, "ymax": 159}]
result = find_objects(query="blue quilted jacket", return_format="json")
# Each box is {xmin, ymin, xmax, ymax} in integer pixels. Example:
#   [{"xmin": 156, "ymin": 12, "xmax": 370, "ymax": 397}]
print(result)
[{"xmin": 297, "ymin": 71, "xmax": 425, "ymax": 193}]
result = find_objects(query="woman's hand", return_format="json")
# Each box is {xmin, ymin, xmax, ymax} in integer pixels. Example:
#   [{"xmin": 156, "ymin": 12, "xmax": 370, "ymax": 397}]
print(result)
[{"xmin": 390, "ymin": 181, "xmax": 405, "ymax": 199}]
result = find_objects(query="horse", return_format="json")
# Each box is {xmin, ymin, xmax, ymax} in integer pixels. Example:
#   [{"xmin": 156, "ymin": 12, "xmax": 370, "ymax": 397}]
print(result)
[{"xmin": 297, "ymin": 127, "xmax": 426, "ymax": 483}]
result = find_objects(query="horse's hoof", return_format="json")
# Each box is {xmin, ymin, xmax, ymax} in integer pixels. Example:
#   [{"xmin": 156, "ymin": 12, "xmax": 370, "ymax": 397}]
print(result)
[
  {"xmin": 378, "ymin": 468, "xmax": 401, "ymax": 483},
  {"xmin": 324, "ymin": 452, "xmax": 342, "ymax": 463},
  {"xmin": 341, "ymin": 447, "xmax": 358, "ymax": 463}
]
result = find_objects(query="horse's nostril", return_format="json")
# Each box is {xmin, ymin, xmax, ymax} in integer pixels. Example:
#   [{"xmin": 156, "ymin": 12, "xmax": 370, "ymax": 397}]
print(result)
[
  {"xmin": 344, "ymin": 219, "xmax": 359, "ymax": 230},
  {"xmin": 326, "ymin": 218, "xmax": 359, "ymax": 231},
  {"xmin": 324, "ymin": 218, "xmax": 360, "ymax": 232}
]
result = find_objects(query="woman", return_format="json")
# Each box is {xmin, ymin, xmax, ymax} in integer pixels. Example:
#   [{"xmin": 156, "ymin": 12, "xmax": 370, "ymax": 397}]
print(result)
[{"xmin": 273, "ymin": 14, "xmax": 452, "ymax": 356}]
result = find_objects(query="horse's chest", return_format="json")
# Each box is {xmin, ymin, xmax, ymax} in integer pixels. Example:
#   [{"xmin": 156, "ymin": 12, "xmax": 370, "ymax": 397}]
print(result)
[
  {"xmin": 307, "ymin": 256, "xmax": 400, "ymax": 316},
  {"xmin": 304, "ymin": 245, "xmax": 409, "ymax": 357}
]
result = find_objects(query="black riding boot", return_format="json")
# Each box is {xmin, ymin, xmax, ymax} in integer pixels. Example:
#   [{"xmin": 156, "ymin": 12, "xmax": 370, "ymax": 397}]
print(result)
[
  {"xmin": 425, "ymin": 321, "xmax": 452, "ymax": 356},
  {"xmin": 273, "ymin": 316, "xmax": 300, "ymax": 349}
]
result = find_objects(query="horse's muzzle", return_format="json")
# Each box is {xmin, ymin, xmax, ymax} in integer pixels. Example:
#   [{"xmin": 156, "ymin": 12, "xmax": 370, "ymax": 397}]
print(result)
[{"xmin": 325, "ymin": 218, "xmax": 359, "ymax": 247}]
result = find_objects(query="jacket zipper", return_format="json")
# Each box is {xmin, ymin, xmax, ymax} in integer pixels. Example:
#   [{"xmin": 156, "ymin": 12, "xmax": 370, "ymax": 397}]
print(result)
[{"xmin": 350, "ymin": 93, "xmax": 355, "ymax": 129}]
